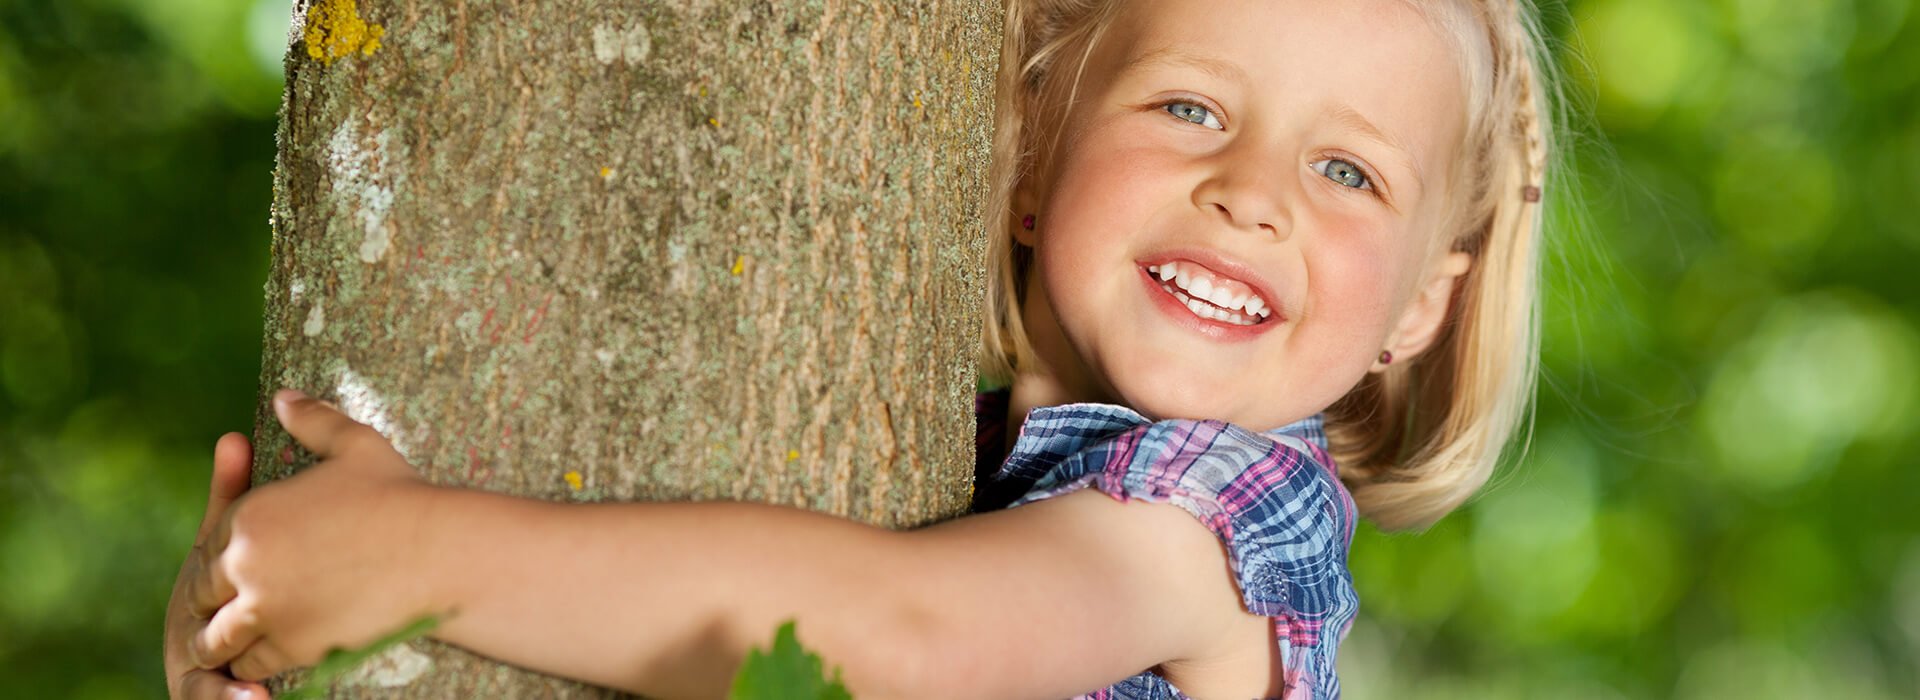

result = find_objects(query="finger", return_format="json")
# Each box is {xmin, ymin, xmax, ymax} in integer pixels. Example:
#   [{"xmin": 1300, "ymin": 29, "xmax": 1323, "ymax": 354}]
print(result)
[
  {"xmin": 196, "ymin": 433, "xmax": 255, "ymax": 543},
  {"xmin": 272, "ymin": 388, "xmax": 379, "ymax": 459},
  {"xmin": 228, "ymin": 641, "xmax": 293, "ymax": 684},
  {"xmin": 191, "ymin": 597, "xmax": 263, "ymax": 669},
  {"xmin": 185, "ymin": 546, "xmax": 237, "ymax": 619},
  {"xmin": 177, "ymin": 668, "xmax": 268, "ymax": 700}
]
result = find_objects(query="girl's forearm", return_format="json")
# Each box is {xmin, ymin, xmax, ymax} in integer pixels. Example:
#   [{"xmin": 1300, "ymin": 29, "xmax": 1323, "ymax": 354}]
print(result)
[{"xmin": 415, "ymin": 487, "xmax": 929, "ymax": 699}]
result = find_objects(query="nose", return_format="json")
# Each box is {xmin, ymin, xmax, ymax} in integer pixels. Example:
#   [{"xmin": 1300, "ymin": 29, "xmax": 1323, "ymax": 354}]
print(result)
[{"xmin": 1192, "ymin": 145, "xmax": 1293, "ymax": 240}]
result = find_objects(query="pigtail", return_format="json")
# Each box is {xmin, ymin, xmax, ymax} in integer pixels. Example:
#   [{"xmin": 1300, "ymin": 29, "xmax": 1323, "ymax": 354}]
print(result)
[{"xmin": 1327, "ymin": 0, "xmax": 1558, "ymax": 531}]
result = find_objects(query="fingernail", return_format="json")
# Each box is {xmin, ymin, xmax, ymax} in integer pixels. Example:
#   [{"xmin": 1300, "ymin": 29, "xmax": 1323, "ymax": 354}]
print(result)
[
  {"xmin": 274, "ymin": 388, "xmax": 308, "ymax": 410},
  {"xmin": 227, "ymin": 687, "xmax": 255, "ymax": 700}
]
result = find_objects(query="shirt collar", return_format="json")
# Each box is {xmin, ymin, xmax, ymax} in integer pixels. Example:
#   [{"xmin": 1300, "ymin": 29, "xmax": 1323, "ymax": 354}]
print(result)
[{"xmin": 1021, "ymin": 402, "xmax": 1329, "ymax": 451}]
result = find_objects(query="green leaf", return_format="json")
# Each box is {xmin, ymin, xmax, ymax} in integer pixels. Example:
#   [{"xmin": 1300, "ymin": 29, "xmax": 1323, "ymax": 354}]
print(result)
[
  {"xmin": 278, "ymin": 615, "xmax": 441, "ymax": 700},
  {"xmin": 728, "ymin": 620, "xmax": 854, "ymax": 700}
]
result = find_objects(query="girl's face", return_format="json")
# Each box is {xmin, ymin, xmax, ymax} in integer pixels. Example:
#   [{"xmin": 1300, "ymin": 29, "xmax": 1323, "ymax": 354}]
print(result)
[{"xmin": 1020, "ymin": 0, "xmax": 1473, "ymax": 431}]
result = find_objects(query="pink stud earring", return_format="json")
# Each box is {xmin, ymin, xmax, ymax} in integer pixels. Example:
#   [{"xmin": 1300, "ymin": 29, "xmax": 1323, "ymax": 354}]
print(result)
[
  {"xmin": 1021, "ymin": 214, "xmax": 1036, "ymax": 231},
  {"xmin": 1378, "ymin": 350, "xmax": 1393, "ymax": 365}
]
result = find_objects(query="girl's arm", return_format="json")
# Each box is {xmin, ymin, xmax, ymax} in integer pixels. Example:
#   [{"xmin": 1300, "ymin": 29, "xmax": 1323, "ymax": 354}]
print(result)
[
  {"xmin": 183, "ymin": 394, "xmax": 1262, "ymax": 699},
  {"xmin": 421, "ymin": 483, "xmax": 1257, "ymax": 699}
]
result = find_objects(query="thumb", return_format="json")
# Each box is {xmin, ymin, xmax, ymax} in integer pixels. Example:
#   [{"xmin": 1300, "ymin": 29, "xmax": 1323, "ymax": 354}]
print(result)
[
  {"xmin": 273, "ymin": 388, "xmax": 379, "ymax": 461},
  {"xmin": 195, "ymin": 433, "xmax": 254, "ymax": 543}
]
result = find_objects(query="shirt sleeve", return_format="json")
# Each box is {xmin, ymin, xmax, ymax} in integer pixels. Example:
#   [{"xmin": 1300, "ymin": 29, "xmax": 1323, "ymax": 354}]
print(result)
[{"xmin": 1003, "ymin": 407, "xmax": 1359, "ymax": 700}]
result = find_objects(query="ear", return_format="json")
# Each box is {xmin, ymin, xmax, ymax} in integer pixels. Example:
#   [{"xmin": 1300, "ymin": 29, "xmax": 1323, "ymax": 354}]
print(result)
[
  {"xmin": 1009, "ymin": 80, "xmax": 1052, "ymax": 248},
  {"xmin": 1375, "ymin": 251, "xmax": 1472, "ymax": 372},
  {"xmin": 1011, "ymin": 169, "xmax": 1042, "ymax": 247}
]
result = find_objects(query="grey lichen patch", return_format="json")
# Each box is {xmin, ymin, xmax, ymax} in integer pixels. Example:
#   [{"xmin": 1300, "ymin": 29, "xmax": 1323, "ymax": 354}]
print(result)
[
  {"xmin": 326, "ymin": 116, "xmax": 402, "ymax": 264},
  {"xmin": 336, "ymin": 365, "xmax": 406, "ymax": 448},
  {"xmin": 359, "ymin": 222, "xmax": 392, "ymax": 263},
  {"xmin": 454, "ymin": 309, "xmax": 483, "ymax": 335},
  {"xmin": 302, "ymin": 301, "xmax": 326, "ymax": 337},
  {"xmin": 590, "ymin": 22, "xmax": 652, "ymax": 66},
  {"xmin": 339, "ymin": 640, "xmax": 434, "ymax": 688}
]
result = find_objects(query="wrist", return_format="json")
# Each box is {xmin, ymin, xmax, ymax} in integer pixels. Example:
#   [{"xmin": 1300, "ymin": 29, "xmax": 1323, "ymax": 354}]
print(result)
[
  {"xmin": 405, "ymin": 485, "xmax": 545, "ymax": 637},
  {"xmin": 390, "ymin": 481, "xmax": 465, "ymax": 625}
]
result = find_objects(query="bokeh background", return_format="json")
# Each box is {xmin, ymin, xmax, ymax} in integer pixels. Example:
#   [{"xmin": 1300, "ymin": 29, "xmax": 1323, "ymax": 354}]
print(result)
[{"xmin": 2, "ymin": 0, "xmax": 1916, "ymax": 697}]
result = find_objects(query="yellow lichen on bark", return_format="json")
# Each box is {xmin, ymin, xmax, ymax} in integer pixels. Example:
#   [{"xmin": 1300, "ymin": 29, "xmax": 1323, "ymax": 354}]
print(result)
[{"xmin": 303, "ymin": 0, "xmax": 385, "ymax": 65}]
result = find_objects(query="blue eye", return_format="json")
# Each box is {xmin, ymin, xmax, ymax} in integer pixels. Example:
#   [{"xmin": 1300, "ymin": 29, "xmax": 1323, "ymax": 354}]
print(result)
[
  {"xmin": 1310, "ymin": 158, "xmax": 1372, "ymax": 190},
  {"xmin": 1163, "ymin": 101, "xmax": 1223, "ymax": 130}
]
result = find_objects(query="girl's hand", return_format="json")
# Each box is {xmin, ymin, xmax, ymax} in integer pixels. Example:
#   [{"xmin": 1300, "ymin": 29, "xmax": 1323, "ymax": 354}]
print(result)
[
  {"xmin": 182, "ymin": 389, "xmax": 446, "ymax": 682},
  {"xmin": 165, "ymin": 432, "xmax": 273, "ymax": 699}
]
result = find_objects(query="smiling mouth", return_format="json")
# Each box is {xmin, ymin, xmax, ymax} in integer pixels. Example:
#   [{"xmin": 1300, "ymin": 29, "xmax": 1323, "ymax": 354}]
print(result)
[{"xmin": 1147, "ymin": 260, "xmax": 1272, "ymax": 327}]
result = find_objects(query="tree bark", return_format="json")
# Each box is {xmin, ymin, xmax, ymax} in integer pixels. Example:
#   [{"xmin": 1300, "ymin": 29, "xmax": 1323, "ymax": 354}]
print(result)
[{"xmin": 254, "ymin": 0, "xmax": 998, "ymax": 695}]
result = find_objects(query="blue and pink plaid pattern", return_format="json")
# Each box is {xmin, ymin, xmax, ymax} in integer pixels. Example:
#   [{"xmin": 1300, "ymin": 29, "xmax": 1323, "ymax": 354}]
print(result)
[{"xmin": 975, "ymin": 393, "xmax": 1359, "ymax": 700}]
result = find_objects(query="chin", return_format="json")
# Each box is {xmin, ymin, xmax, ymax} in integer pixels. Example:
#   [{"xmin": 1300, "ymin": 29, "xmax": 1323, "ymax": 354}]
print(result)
[
  {"xmin": 1113, "ymin": 371, "xmax": 1249, "ymax": 424},
  {"xmin": 1109, "ymin": 365, "xmax": 1326, "ymax": 432}
]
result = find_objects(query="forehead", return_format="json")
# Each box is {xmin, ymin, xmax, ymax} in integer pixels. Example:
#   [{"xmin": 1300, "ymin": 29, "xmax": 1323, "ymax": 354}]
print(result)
[{"xmin": 1103, "ymin": 0, "xmax": 1470, "ymax": 186}]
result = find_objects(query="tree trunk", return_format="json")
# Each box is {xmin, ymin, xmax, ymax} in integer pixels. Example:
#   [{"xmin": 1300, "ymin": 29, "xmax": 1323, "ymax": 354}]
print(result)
[{"xmin": 253, "ymin": 0, "xmax": 998, "ymax": 695}]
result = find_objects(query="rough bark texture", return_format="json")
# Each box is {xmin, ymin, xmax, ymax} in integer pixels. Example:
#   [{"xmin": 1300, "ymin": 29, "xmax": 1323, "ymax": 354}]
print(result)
[{"xmin": 253, "ymin": 0, "xmax": 998, "ymax": 695}]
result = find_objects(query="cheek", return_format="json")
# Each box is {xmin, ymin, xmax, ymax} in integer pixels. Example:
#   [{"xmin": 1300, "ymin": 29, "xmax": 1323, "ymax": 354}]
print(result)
[
  {"xmin": 1045, "ymin": 155, "xmax": 1152, "ymax": 231},
  {"xmin": 1034, "ymin": 146, "xmax": 1161, "ymax": 302},
  {"xmin": 1040, "ymin": 116, "xmax": 1176, "ymax": 230},
  {"xmin": 1303, "ymin": 218, "xmax": 1416, "ymax": 344},
  {"xmin": 1035, "ymin": 238, "xmax": 1099, "ymax": 314}
]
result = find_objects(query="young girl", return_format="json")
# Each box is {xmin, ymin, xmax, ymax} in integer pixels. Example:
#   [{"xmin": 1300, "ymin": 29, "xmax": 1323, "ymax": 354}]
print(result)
[{"xmin": 165, "ymin": 0, "xmax": 1556, "ymax": 697}]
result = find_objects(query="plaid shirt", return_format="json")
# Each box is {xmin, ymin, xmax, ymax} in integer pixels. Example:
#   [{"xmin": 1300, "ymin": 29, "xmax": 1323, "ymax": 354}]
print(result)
[{"xmin": 974, "ymin": 389, "xmax": 1358, "ymax": 700}]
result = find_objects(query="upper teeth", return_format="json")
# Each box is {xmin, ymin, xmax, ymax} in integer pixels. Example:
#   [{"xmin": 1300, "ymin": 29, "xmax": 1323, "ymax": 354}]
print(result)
[{"xmin": 1148, "ymin": 261, "xmax": 1272, "ymax": 319}]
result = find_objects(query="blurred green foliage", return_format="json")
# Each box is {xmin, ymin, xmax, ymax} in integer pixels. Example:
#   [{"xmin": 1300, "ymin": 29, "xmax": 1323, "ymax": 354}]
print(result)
[
  {"xmin": 0, "ymin": 0, "xmax": 1915, "ymax": 698},
  {"xmin": 1342, "ymin": 1, "xmax": 1920, "ymax": 697},
  {"xmin": 2, "ymin": 0, "xmax": 282, "ymax": 696}
]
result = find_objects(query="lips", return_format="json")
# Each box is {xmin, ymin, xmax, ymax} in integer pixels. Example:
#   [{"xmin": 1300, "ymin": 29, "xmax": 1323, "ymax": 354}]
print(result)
[
  {"xmin": 1129, "ymin": 251, "xmax": 1287, "ymax": 342},
  {"xmin": 1137, "ymin": 250, "xmax": 1286, "ymax": 325},
  {"xmin": 1148, "ymin": 260, "xmax": 1271, "ymax": 322}
]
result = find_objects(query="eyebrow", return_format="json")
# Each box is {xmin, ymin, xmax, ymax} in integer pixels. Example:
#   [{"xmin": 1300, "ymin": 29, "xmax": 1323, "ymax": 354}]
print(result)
[
  {"xmin": 1121, "ymin": 46, "xmax": 1249, "ymax": 85},
  {"xmin": 1323, "ymin": 104, "xmax": 1426, "ymax": 193}
]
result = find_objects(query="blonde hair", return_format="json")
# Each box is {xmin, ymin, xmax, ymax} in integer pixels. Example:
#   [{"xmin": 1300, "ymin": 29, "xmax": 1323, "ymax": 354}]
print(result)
[{"xmin": 980, "ymin": 0, "xmax": 1563, "ymax": 530}]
